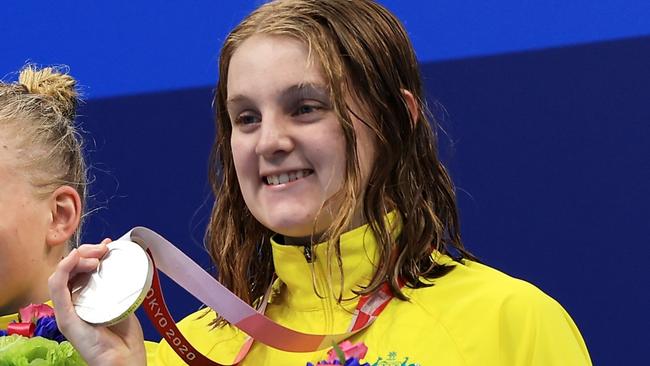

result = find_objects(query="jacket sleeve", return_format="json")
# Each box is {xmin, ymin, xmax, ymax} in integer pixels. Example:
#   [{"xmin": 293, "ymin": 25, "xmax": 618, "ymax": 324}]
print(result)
[{"xmin": 498, "ymin": 284, "xmax": 592, "ymax": 366}]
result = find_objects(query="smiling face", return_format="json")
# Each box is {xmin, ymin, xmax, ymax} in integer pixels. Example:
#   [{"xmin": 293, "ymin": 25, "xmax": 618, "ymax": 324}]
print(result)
[{"xmin": 227, "ymin": 35, "xmax": 376, "ymax": 244}]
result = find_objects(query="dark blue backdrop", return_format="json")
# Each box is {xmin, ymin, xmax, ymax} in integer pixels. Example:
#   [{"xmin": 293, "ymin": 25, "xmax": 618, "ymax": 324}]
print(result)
[{"xmin": 4, "ymin": 2, "xmax": 650, "ymax": 365}]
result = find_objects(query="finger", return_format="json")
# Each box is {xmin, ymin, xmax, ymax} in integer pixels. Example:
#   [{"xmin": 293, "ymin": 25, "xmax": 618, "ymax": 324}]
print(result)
[
  {"xmin": 100, "ymin": 237, "xmax": 112, "ymax": 244},
  {"xmin": 48, "ymin": 249, "xmax": 81, "ymax": 331},
  {"xmin": 72, "ymin": 257, "xmax": 101, "ymax": 274},
  {"xmin": 76, "ymin": 242, "xmax": 108, "ymax": 258}
]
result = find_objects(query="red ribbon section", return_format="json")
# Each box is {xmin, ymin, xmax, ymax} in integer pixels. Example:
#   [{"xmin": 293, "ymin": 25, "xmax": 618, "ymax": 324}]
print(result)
[
  {"xmin": 8, "ymin": 322, "xmax": 35, "ymax": 337},
  {"xmin": 143, "ymin": 249, "xmax": 227, "ymax": 365}
]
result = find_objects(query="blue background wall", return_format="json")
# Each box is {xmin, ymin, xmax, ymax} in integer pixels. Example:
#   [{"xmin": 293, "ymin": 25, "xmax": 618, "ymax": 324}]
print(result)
[{"xmin": 4, "ymin": 2, "xmax": 650, "ymax": 364}]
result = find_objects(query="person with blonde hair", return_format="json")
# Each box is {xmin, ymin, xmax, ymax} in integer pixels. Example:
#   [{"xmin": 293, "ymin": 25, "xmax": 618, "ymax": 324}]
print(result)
[
  {"xmin": 50, "ymin": 1, "xmax": 592, "ymax": 365},
  {"xmin": 0, "ymin": 65, "xmax": 88, "ymax": 327}
]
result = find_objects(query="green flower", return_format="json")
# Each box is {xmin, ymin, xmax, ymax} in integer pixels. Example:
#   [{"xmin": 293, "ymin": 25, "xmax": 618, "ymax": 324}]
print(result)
[{"xmin": 0, "ymin": 334, "xmax": 86, "ymax": 365}]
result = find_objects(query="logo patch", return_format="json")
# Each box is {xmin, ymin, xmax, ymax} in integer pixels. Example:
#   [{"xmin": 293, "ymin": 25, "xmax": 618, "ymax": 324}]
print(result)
[{"xmin": 370, "ymin": 351, "xmax": 420, "ymax": 366}]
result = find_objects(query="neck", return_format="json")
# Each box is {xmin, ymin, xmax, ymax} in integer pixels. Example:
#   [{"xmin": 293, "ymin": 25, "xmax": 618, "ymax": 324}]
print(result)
[
  {"xmin": 280, "ymin": 233, "xmax": 324, "ymax": 246},
  {"xmin": 280, "ymin": 212, "xmax": 369, "ymax": 246},
  {"xmin": 0, "ymin": 247, "xmax": 61, "ymax": 316},
  {"xmin": 0, "ymin": 281, "xmax": 50, "ymax": 316}
]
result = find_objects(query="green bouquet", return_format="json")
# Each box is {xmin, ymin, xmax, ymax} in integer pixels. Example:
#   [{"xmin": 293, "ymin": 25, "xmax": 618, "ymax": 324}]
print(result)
[{"xmin": 0, "ymin": 335, "xmax": 86, "ymax": 366}]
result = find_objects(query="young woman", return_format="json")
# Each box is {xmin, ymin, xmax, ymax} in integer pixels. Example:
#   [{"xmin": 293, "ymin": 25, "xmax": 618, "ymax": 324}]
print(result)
[
  {"xmin": 49, "ymin": 1, "xmax": 592, "ymax": 365},
  {"xmin": 0, "ymin": 66, "xmax": 86, "ymax": 328}
]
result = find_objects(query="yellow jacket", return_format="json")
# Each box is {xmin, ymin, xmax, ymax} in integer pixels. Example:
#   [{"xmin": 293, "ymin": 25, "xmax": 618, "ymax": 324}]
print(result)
[{"xmin": 153, "ymin": 221, "xmax": 591, "ymax": 365}]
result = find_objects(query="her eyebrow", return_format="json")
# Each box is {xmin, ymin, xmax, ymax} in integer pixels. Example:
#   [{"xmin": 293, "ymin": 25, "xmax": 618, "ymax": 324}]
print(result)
[
  {"xmin": 226, "ymin": 94, "xmax": 252, "ymax": 108},
  {"xmin": 226, "ymin": 83, "xmax": 330, "ymax": 108},
  {"xmin": 281, "ymin": 83, "xmax": 330, "ymax": 102}
]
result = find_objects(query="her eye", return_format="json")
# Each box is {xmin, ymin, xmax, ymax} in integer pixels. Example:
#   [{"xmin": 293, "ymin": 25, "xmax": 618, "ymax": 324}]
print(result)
[
  {"xmin": 235, "ymin": 112, "xmax": 261, "ymax": 125},
  {"xmin": 294, "ymin": 103, "xmax": 322, "ymax": 116}
]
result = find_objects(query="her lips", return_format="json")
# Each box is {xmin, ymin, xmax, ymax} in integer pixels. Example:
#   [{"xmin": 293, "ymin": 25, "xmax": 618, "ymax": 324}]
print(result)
[{"xmin": 264, "ymin": 169, "xmax": 312, "ymax": 185}]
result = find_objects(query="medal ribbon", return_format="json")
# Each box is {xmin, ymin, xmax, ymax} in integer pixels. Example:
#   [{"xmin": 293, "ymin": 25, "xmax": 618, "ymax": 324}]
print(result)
[{"xmin": 121, "ymin": 227, "xmax": 399, "ymax": 365}]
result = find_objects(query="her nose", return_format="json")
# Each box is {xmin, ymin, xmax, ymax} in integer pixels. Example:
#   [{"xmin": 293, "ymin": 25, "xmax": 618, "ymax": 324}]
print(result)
[{"xmin": 254, "ymin": 113, "xmax": 294, "ymax": 158}]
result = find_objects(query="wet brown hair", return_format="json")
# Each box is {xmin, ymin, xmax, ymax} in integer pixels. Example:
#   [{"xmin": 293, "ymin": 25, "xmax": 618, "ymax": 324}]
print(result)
[
  {"xmin": 207, "ymin": 0, "xmax": 475, "ymax": 324},
  {"xmin": 0, "ymin": 65, "xmax": 86, "ymax": 248}
]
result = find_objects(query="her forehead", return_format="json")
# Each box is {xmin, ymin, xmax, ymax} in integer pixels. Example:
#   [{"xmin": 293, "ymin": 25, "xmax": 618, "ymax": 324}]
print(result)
[
  {"xmin": 231, "ymin": 34, "xmax": 320, "ymax": 66},
  {"xmin": 226, "ymin": 35, "xmax": 326, "ymax": 96}
]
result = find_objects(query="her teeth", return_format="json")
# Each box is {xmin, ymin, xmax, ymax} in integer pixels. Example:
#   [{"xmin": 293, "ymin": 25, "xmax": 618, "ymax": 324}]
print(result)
[{"xmin": 266, "ymin": 170, "xmax": 311, "ymax": 185}]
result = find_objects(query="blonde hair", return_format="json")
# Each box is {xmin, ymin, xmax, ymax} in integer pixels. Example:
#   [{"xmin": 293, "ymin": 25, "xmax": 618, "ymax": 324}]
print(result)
[
  {"xmin": 207, "ymin": 0, "xmax": 475, "ymax": 325},
  {"xmin": 0, "ymin": 65, "xmax": 86, "ymax": 248}
]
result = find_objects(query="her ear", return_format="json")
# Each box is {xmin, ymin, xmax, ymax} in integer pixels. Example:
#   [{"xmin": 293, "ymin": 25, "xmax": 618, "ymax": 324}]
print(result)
[
  {"xmin": 401, "ymin": 89, "xmax": 419, "ymax": 127},
  {"xmin": 46, "ymin": 186, "xmax": 81, "ymax": 247}
]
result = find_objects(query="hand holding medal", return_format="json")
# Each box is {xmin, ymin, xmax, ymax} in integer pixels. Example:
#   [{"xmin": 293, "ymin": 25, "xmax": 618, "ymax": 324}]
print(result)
[{"xmin": 49, "ymin": 241, "xmax": 148, "ymax": 366}]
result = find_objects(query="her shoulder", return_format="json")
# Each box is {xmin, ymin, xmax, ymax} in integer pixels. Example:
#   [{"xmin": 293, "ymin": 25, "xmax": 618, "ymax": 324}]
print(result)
[
  {"xmin": 399, "ymin": 259, "xmax": 591, "ymax": 364},
  {"xmin": 409, "ymin": 257, "xmax": 565, "ymax": 315}
]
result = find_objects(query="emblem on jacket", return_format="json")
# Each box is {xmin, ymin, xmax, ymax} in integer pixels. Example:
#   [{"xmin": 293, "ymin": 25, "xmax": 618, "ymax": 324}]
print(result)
[{"xmin": 370, "ymin": 351, "xmax": 419, "ymax": 366}]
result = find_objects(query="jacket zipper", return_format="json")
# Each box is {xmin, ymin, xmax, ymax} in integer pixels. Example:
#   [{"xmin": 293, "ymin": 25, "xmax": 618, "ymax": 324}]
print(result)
[{"xmin": 303, "ymin": 245, "xmax": 315, "ymax": 263}]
